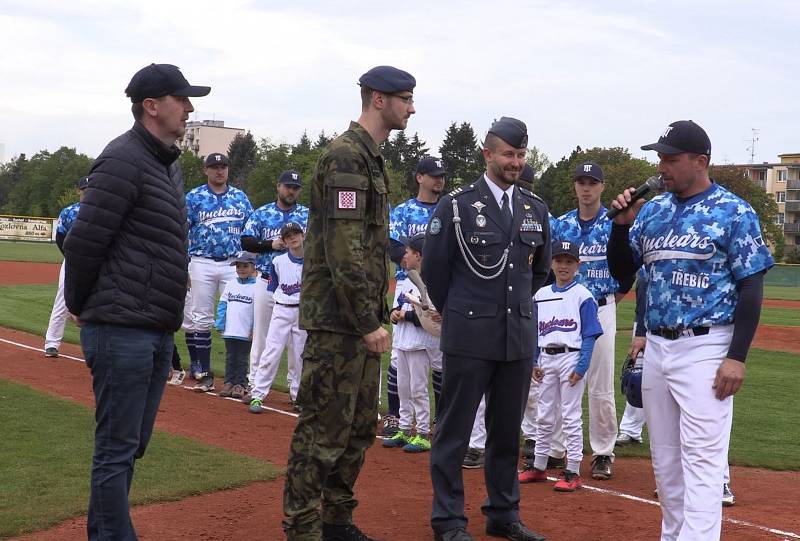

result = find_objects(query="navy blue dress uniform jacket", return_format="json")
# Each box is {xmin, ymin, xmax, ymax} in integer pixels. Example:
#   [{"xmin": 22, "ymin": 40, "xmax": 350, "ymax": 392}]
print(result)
[{"xmin": 422, "ymin": 176, "xmax": 551, "ymax": 361}]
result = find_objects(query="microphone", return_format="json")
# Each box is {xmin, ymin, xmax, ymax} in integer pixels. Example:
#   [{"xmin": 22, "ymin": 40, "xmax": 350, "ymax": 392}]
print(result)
[{"xmin": 606, "ymin": 175, "xmax": 664, "ymax": 219}]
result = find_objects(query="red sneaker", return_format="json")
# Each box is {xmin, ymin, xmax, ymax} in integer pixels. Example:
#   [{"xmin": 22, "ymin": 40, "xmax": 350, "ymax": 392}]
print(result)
[
  {"xmin": 554, "ymin": 470, "xmax": 582, "ymax": 492},
  {"xmin": 518, "ymin": 467, "xmax": 547, "ymax": 483}
]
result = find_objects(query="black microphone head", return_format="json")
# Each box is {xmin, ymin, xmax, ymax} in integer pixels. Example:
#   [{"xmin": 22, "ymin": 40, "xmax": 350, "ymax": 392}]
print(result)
[{"xmin": 645, "ymin": 175, "xmax": 664, "ymax": 191}]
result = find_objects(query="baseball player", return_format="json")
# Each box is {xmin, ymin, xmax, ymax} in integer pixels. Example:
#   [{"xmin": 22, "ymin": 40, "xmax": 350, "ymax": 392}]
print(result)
[
  {"xmin": 385, "ymin": 156, "xmax": 445, "ymax": 436},
  {"xmin": 526, "ymin": 240, "xmax": 603, "ymax": 491},
  {"xmin": 383, "ymin": 233, "xmax": 440, "ymax": 453},
  {"xmin": 608, "ymin": 120, "xmax": 772, "ymax": 540},
  {"xmin": 185, "ymin": 152, "xmax": 253, "ymax": 392},
  {"xmin": 248, "ymin": 221, "xmax": 307, "ymax": 413},
  {"xmin": 215, "ymin": 252, "xmax": 258, "ymax": 400},
  {"xmin": 44, "ymin": 175, "xmax": 89, "ymax": 358},
  {"xmin": 550, "ymin": 161, "xmax": 634, "ymax": 480},
  {"xmin": 240, "ymin": 170, "xmax": 308, "ymax": 400}
]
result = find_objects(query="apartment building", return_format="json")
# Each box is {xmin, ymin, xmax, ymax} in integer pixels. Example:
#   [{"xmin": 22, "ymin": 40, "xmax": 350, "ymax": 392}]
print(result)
[
  {"xmin": 177, "ymin": 120, "xmax": 246, "ymax": 159},
  {"xmin": 742, "ymin": 153, "xmax": 800, "ymax": 249}
]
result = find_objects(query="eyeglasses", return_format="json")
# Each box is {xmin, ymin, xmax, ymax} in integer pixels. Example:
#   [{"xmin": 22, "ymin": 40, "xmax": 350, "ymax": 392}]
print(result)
[{"xmin": 391, "ymin": 93, "xmax": 414, "ymax": 105}]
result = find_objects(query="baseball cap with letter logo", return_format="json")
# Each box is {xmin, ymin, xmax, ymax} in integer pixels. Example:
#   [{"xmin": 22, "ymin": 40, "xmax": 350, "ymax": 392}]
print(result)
[
  {"xmin": 573, "ymin": 161, "xmax": 604, "ymax": 182},
  {"xmin": 204, "ymin": 153, "xmax": 229, "ymax": 166}
]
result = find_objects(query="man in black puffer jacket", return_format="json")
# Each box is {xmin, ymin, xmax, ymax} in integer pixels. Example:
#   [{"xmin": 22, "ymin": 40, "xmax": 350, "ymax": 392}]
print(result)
[{"xmin": 64, "ymin": 63, "xmax": 210, "ymax": 541}]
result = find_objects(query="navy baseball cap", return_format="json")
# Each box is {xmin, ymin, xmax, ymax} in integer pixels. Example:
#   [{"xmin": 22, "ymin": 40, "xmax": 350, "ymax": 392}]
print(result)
[
  {"xmin": 406, "ymin": 233, "xmax": 426, "ymax": 253},
  {"xmin": 487, "ymin": 117, "xmax": 528, "ymax": 149},
  {"xmin": 358, "ymin": 66, "xmax": 416, "ymax": 93},
  {"xmin": 551, "ymin": 240, "xmax": 580, "ymax": 261},
  {"xmin": 78, "ymin": 176, "xmax": 90, "ymax": 190},
  {"xmin": 280, "ymin": 221, "xmax": 304, "ymax": 238},
  {"xmin": 573, "ymin": 161, "xmax": 604, "ymax": 182},
  {"xmin": 204, "ymin": 153, "xmax": 229, "ymax": 167},
  {"xmin": 125, "ymin": 63, "xmax": 210, "ymax": 104},
  {"xmin": 416, "ymin": 156, "xmax": 446, "ymax": 177},
  {"xmin": 641, "ymin": 120, "xmax": 711, "ymax": 156},
  {"xmin": 230, "ymin": 251, "xmax": 256, "ymax": 265},
  {"xmin": 278, "ymin": 170, "xmax": 302, "ymax": 187},
  {"xmin": 519, "ymin": 164, "xmax": 535, "ymax": 185}
]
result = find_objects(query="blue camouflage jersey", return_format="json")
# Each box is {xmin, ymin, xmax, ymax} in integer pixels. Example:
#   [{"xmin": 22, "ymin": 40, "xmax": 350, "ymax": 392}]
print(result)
[
  {"xmin": 554, "ymin": 207, "xmax": 620, "ymax": 299},
  {"xmin": 241, "ymin": 202, "xmax": 309, "ymax": 275},
  {"xmin": 56, "ymin": 202, "xmax": 80, "ymax": 234},
  {"xmin": 629, "ymin": 182, "xmax": 773, "ymax": 330},
  {"xmin": 186, "ymin": 185, "xmax": 253, "ymax": 260},
  {"xmin": 389, "ymin": 198, "xmax": 437, "ymax": 280}
]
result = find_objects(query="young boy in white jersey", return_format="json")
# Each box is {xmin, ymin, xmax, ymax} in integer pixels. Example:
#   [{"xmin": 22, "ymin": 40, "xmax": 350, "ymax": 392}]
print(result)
[
  {"xmin": 249, "ymin": 222, "xmax": 306, "ymax": 414},
  {"xmin": 383, "ymin": 233, "xmax": 441, "ymax": 453},
  {"xmin": 214, "ymin": 252, "xmax": 258, "ymax": 400},
  {"xmin": 522, "ymin": 240, "xmax": 603, "ymax": 491}
]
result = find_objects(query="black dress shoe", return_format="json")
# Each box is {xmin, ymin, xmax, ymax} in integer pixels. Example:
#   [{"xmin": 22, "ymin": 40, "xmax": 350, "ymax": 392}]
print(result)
[
  {"xmin": 433, "ymin": 527, "xmax": 474, "ymax": 541},
  {"xmin": 486, "ymin": 520, "xmax": 546, "ymax": 541}
]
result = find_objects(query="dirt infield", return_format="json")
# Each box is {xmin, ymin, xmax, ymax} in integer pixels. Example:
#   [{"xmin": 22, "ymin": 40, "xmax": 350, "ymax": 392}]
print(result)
[
  {"xmin": 2, "ymin": 327, "xmax": 799, "ymax": 540},
  {"xmin": 0, "ymin": 261, "xmax": 60, "ymax": 284}
]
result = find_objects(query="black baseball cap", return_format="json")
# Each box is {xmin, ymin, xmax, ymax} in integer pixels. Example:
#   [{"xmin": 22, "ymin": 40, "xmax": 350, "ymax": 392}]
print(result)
[
  {"xmin": 280, "ymin": 221, "xmax": 304, "ymax": 238},
  {"xmin": 125, "ymin": 63, "xmax": 211, "ymax": 104},
  {"xmin": 230, "ymin": 251, "xmax": 256, "ymax": 266},
  {"xmin": 358, "ymin": 66, "xmax": 416, "ymax": 93},
  {"xmin": 278, "ymin": 170, "xmax": 302, "ymax": 187},
  {"xmin": 573, "ymin": 161, "xmax": 604, "ymax": 182},
  {"xmin": 519, "ymin": 164, "xmax": 535, "ymax": 185},
  {"xmin": 78, "ymin": 176, "xmax": 90, "ymax": 190},
  {"xmin": 551, "ymin": 240, "xmax": 580, "ymax": 261},
  {"xmin": 641, "ymin": 120, "xmax": 711, "ymax": 156},
  {"xmin": 416, "ymin": 156, "xmax": 446, "ymax": 177},
  {"xmin": 204, "ymin": 153, "xmax": 229, "ymax": 167},
  {"xmin": 406, "ymin": 233, "xmax": 425, "ymax": 253},
  {"xmin": 487, "ymin": 117, "xmax": 528, "ymax": 149}
]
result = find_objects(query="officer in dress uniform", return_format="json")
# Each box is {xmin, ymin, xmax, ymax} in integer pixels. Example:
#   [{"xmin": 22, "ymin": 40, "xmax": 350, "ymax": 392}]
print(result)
[{"xmin": 423, "ymin": 117, "xmax": 551, "ymax": 541}]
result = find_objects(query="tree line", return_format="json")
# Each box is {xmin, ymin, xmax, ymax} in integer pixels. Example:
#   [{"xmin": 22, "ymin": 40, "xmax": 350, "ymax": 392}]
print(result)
[{"xmin": 0, "ymin": 122, "xmax": 788, "ymax": 260}]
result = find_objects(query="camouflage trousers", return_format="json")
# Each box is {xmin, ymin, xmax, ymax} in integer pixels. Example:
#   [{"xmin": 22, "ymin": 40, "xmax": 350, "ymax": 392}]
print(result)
[{"xmin": 282, "ymin": 331, "xmax": 381, "ymax": 541}]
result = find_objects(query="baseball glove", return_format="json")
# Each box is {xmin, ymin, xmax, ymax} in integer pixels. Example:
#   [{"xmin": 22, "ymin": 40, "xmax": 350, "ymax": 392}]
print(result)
[{"xmin": 620, "ymin": 355, "xmax": 643, "ymax": 408}]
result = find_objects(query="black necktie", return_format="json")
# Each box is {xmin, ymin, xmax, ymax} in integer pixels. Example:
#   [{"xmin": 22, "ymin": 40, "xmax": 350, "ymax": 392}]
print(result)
[{"xmin": 501, "ymin": 192, "xmax": 513, "ymax": 231}]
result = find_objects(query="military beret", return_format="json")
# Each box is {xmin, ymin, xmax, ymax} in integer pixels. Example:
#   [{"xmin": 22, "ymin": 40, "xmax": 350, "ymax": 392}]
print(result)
[
  {"xmin": 487, "ymin": 116, "xmax": 528, "ymax": 149},
  {"xmin": 358, "ymin": 65, "xmax": 416, "ymax": 93}
]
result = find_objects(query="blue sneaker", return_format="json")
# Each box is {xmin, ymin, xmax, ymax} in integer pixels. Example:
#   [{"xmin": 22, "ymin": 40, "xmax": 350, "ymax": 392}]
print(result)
[
  {"xmin": 403, "ymin": 434, "xmax": 431, "ymax": 453},
  {"xmin": 382, "ymin": 430, "xmax": 410, "ymax": 448}
]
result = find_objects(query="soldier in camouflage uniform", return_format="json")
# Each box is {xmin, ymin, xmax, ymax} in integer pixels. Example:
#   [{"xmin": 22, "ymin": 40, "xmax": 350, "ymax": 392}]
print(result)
[{"xmin": 282, "ymin": 65, "xmax": 416, "ymax": 541}]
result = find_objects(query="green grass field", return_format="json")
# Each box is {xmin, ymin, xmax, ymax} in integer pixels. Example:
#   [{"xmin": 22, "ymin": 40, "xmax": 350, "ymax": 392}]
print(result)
[
  {"xmin": 0, "ymin": 240, "xmax": 63, "ymax": 263},
  {"xmin": 0, "ymin": 379, "xmax": 279, "ymax": 539}
]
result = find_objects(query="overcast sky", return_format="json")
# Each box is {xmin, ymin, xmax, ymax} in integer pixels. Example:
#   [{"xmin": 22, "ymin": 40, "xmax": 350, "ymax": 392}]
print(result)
[{"xmin": 2, "ymin": 0, "xmax": 798, "ymax": 168}]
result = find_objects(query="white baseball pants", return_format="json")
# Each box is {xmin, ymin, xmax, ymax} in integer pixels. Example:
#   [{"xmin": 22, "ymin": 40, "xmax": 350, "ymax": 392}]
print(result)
[
  {"xmin": 644, "ymin": 326, "xmax": 734, "ymax": 541},
  {"xmin": 521, "ymin": 376, "xmax": 566, "ymax": 456},
  {"xmin": 396, "ymin": 348, "xmax": 432, "ymax": 435},
  {"xmin": 533, "ymin": 351, "xmax": 586, "ymax": 473},
  {"xmin": 585, "ymin": 301, "xmax": 618, "ymax": 457},
  {"xmin": 188, "ymin": 257, "xmax": 236, "ymax": 331},
  {"xmin": 45, "ymin": 261, "xmax": 68, "ymax": 350},
  {"xmin": 248, "ymin": 281, "xmax": 275, "ymax": 383},
  {"xmin": 250, "ymin": 303, "xmax": 306, "ymax": 402},
  {"xmin": 468, "ymin": 396, "xmax": 486, "ymax": 450}
]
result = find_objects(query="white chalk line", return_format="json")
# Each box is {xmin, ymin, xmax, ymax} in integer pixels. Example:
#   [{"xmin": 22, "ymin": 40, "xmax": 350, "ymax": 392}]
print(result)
[{"xmin": 0, "ymin": 336, "xmax": 798, "ymax": 539}]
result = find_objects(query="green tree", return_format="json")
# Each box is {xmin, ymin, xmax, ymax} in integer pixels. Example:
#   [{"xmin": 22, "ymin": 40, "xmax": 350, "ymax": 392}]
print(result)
[
  {"xmin": 179, "ymin": 152, "xmax": 205, "ymax": 192},
  {"xmin": 0, "ymin": 154, "xmax": 26, "ymax": 211},
  {"xmin": 710, "ymin": 165, "xmax": 783, "ymax": 257},
  {"xmin": 439, "ymin": 122, "xmax": 483, "ymax": 189},
  {"xmin": 293, "ymin": 131, "xmax": 313, "ymax": 155},
  {"xmin": 538, "ymin": 147, "xmax": 656, "ymax": 217},
  {"xmin": 313, "ymin": 130, "xmax": 335, "ymax": 150},
  {"xmin": 245, "ymin": 139, "xmax": 293, "ymax": 208},
  {"xmin": 227, "ymin": 131, "xmax": 259, "ymax": 191},
  {"xmin": 526, "ymin": 146, "xmax": 551, "ymax": 180}
]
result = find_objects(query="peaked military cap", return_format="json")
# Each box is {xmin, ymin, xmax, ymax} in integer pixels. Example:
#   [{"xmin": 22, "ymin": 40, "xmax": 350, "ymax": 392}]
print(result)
[
  {"xmin": 358, "ymin": 66, "xmax": 416, "ymax": 93},
  {"xmin": 487, "ymin": 116, "xmax": 528, "ymax": 149}
]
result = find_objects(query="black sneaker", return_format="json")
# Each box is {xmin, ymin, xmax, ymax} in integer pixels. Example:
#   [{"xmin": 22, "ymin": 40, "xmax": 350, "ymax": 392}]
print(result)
[
  {"xmin": 44, "ymin": 347, "xmax": 59, "ymax": 358},
  {"xmin": 192, "ymin": 373, "xmax": 215, "ymax": 393},
  {"xmin": 462, "ymin": 447, "xmax": 485, "ymax": 469},
  {"xmin": 381, "ymin": 414, "xmax": 399, "ymax": 438},
  {"xmin": 591, "ymin": 455, "xmax": 612, "ymax": 480},
  {"xmin": 322, "ymin": 522, "xmax": 379, "ymax": 541}
]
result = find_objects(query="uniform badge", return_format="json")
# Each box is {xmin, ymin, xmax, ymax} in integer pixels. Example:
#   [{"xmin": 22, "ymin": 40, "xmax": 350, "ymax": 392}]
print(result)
[
  {"xmin": 524, "ymin": 204, "xmax": 531, "ymax": 210},
  {"xmin": 471, "ymin": 201, "xmax": 486, "ymax": 213},
  {"xmin": 338, "ymin": 191, "xmax": 357, "ymax": 209},
  {"xmin": 470, "ymin": 235, "xmax": 479, "ymax": 244},
  {"xmin": 476, "ymin": 215, "xmax": 487, "ymax": 228},
  {"xmin": 430, "ymin": 217, "xmax": 442, "ymax": 235}
]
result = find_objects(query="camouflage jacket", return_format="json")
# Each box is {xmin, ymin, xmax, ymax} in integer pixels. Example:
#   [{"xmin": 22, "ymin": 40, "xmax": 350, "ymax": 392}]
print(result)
[{"xmin": 299, "ymin": 121, "xmax": 390, "ymax": 335}]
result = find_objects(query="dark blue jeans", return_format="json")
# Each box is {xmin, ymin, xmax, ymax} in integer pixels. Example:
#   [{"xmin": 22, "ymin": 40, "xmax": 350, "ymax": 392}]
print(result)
[
  {"xmin": 80, "ymin": 323, "xmax": 172, "ymax": 541},
  {"xmin": 224, "ymin": 338, "xmax": 251, "ymax": 386}
]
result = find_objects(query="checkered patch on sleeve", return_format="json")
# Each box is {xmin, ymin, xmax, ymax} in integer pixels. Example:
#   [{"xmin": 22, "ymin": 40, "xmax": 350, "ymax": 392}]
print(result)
[{"xmin": 338, "ymin": 191, "xmax": 357, "ymax": 209}]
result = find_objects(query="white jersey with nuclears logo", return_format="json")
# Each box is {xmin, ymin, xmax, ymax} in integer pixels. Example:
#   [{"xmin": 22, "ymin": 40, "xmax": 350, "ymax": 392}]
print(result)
[
  {"xmin": 267, "ymin": 252, "xmax": 304, "ymax": 305},
  {"xmin": 535, "ymin": 281, "xmax": 599, "ymax": 350},
  {"xmin": 217, "ymin": 277, "xmax": 256, "ymax": 340},
  {"xmin": 629, "ymin": 183, "xmax": 774, "ymax": 330},
  {"xmin": 242, "ymin": 202, "xmax": 309, "ymax": 276},
  {"xmin": 389, "ymin": 198, "xmax": 437, "ymax": 280},
  {"xmin": 554, "ymin": 207, "xmax": 620, "ymax": 298},
  {"xmin": 187, "ymin": 185, "xmax": 253, "ymax": 259}
]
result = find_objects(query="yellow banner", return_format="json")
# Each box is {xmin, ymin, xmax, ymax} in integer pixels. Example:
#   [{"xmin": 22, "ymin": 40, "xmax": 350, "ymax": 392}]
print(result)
[{"xmin": 0, "ymin": 215, "xmax": 55, "ymax": 242}]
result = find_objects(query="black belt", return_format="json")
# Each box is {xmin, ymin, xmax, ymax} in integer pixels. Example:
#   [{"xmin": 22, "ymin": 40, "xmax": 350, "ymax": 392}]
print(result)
[
  {"xmin": 199, "ymin": 256, "xmax": 229, "ymax": 262},
  {"xmin": 542, "ymin": 346, "xmax": 580, "ymax": 355},
  {"xmin": 275, "ymin": 301, "xmax": 300, "ymax": 307},
  {"xmin": 651, "ymin": 327, "xmax": 711, "ymax": 340}
]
